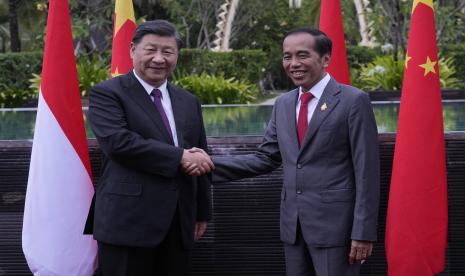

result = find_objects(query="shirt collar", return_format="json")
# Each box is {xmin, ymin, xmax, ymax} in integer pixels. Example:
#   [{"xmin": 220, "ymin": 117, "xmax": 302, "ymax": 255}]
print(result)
[
  {"xmin": 298, "ymin": 73, "xmax": 331, "ymax": 100},
  {"xmin": 133, "ymin": 69, "xmax": 169, "ymax": 99}
]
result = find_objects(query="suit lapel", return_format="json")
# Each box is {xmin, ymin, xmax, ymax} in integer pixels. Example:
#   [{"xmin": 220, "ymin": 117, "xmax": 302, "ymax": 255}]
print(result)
[
  {"xmin": 167, "ymin": 83, "xmax": 185, "ymax": 148},
  {"xmin": 283, "ymin": 89, "xmax": 300, "ymax": 154},
  {"xmin": 299, "ymin": 78, "xmax": 341, "ymax": 153},
  {"xmin": 123, "ymin": 72, "xmax": 174, "ymax": 145}
]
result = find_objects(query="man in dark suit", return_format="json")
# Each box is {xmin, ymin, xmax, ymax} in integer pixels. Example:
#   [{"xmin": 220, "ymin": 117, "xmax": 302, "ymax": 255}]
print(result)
[
  {"xmin": 210, "ymin": 27, "xmax": 380, "ymax": 275},
  {"xmin": 88, "ymin": 20, "xmax": 213, "ymax": 276}
]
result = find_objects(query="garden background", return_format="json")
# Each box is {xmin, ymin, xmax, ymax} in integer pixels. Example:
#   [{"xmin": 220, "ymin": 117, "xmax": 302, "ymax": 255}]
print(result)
[{"xmin": 0, "ymin": 0, "xmax": 464, "ymax": 107}]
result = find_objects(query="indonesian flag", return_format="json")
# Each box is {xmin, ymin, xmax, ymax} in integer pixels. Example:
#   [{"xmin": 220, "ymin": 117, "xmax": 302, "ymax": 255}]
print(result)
[
  {"xmin": 385, "ymin": 1, "xmax": 448, "ymax": 275},
  {"xmin": 22, "ymin": 0, "xmax": 97, "ymax": 275},
  {"xmin": 319, "ymin": 0, "xmax": 351, "ymax": 84},
  {"xmin": 110, "ymin": 0, "xmax": 136, "ymax": 77}
]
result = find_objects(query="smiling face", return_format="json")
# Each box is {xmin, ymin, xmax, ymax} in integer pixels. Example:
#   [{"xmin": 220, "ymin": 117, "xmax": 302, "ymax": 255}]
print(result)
[
  {"xmin": 130, "ymin": 33, "xmax": 179, "ymax": 87},
  {"xmin": 282, "ymin": 32, "xmax": 330, "ymax": 91}
]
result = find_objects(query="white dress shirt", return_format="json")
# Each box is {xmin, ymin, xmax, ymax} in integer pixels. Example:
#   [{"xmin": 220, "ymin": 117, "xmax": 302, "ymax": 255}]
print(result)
[
  {"xmin": 133, "ymin": 70, "xmax": 179, "ymax": 146},
  {"xmin": 296, "ymin": 73, "xmax": 331, "ymax": 124}
]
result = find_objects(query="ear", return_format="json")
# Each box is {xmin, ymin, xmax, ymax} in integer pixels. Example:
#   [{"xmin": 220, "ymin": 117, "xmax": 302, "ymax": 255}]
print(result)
[
  {"xmin": 129, "ymin": 42, "xmax": 135, "ymax": 59},
  {"xmin": 322, "ymin": 54, "xmax": 331, "ymax": 68}
]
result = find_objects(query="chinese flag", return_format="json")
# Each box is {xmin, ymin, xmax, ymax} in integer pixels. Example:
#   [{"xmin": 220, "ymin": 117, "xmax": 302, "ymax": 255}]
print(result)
[
  {"xmin": 110, "ymin": 0, "xmax": 136, "ymax": 77},
  {"xmin": 319, "ymin": 0, "xmax": 350, "ymax": 84},
  {"xmin": 22, "ymin": 0, "xmax": 97, "ymax": 274},
  {"xmin": 385, "ymin": 1, "xmax": 448, "ymax": 275}
]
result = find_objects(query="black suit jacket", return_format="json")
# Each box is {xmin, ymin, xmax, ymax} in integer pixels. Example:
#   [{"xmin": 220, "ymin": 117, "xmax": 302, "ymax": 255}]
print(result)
[{"xmin": 87, "ymin": 71, "xmax": 211, "ymax": 249}]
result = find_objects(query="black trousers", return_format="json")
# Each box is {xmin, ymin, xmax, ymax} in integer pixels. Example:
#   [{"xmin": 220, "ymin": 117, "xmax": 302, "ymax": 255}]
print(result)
[{"xmin": 97, "ymin": 209, "xmax": 191, "ymax": 276}]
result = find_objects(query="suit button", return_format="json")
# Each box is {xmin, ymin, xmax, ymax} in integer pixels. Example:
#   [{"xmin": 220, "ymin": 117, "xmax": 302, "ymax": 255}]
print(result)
[
  {"xmin": 296, "ymin": 190, "xmax": 302, "ymax": 194},
  {"xmin": 297, "ymin": 164, "xmax": 302, "ymax": 169}
]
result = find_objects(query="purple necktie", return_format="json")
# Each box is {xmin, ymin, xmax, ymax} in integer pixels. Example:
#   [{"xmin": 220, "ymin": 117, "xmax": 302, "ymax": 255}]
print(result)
[{"xmin": 150, "ymin": 89, "xmax": 173, "ymax": 142}]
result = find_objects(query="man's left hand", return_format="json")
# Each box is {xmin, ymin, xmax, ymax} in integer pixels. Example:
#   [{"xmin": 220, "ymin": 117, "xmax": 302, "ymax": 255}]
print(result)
[
  {"xmin": 348, "ymin": 240, "xmax": 373, "ymax": 264},
  {"xmin": 194, "ymin": 221, "xmax": 208, "ymax": 240}
]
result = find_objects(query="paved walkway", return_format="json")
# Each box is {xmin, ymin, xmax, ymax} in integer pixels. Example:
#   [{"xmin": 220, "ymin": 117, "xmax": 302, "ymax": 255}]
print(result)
[
  {"xmin": 260, "ymin": 96, "xmax": 278, "ymax": 105},
  {"xmin": 258, "ymin": 90, "xmax": 287, "ymax": 105}
]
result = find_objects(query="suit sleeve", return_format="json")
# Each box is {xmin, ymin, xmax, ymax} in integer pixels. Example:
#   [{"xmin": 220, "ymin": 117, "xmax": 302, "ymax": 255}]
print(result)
[
  {"xmin": 348, "ymin": 92, "xmax": 380, "ymax": 241},
  {"xmin": 89, "ymin": 84, "xmax": 184, "ymax": 178},
  {"xmin": 212, "ymin": 100, "xmax": 282, "ymax": 182},
  {"xmin": 195, "ymin": 98, "xmax": 211, "ymax": 221}
]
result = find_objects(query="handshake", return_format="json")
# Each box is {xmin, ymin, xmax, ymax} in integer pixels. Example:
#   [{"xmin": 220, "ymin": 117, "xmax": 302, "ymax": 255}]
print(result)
[{"xmin": 181, "ymin": 147, "xmax": 215, "ymax": 176}]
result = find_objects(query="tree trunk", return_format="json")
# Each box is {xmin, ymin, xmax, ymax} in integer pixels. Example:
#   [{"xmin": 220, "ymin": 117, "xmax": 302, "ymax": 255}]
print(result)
[
  {"xmin": 9, "ymin": 0, "xmax": 21, "ymax": 52},
  {"xmin": 353, "ymin": 0, "xmax": 377, "ymax": 47},
  {"xmin": 212, "ymin": 0, "xmax": 240, "ymax": 51},
  {"xmin": 212, "ymin": 1, "xmax": 228, "ymax": 51},
  {"xmin": 289, "ymin": 0, "xmax": 302, "ymax": 8},
  {"xmin": 221, "ymin": 0, "xmax": 239, "ymax": 51},
  {"xmin": 377, "ymin": 0, "xmax": 405, "ymax": 59}
]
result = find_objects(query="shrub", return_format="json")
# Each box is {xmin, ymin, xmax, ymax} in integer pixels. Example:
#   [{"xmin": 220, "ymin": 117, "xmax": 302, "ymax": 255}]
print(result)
[
  {"xmin": 29, "ymin": 73, "xmax": 42, "ymax": 92},
  {"xmin": 174, "ymin": 73, "xmax": 257, "ymax": 104},
  {"xmin": 440, "ymin": 44, "xmax": 465, "ymax": 89},
  {"xmin": 176, "ymin": 49, "xmax": 267, "ymax": 84},
  {"xmin": 0, "ymin": 45, "xmax": 464, "ymax": 108},
  {"xmin": 355, "ymin": 54, "xmax": 460, "ymax": 91},
  {"xmin": 439, "ymin": 56, "xmax": 460, "ymax": 89},
  {"xmin": 356, "ymin": 55, "xmax": 405, "ymax": 90},
  {"xmin": 76, "ymin": 55, "xmax": 110, "ymax": 96},
  {"xmin": 0, "ymin": 88, "xmax": 37, "ymax": 108},
  {"xmin": 0, "ymin": 52, "xmax": 43, "ymax": 91},
  {"xmin": 28, "ymin": 55, "xmax": 110, "ymax": 97},
  {"xmin": 0, "ymin": 52, "xmax": 42, "ymax": 107},
  {"xmin": 347, "ymin": 46, "xmax": 382, "ymax": 69}
]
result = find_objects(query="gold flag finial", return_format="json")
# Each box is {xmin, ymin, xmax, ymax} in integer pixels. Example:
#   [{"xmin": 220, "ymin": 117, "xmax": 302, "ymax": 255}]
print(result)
[{"xmin": 412, "ymin": 0, "xmax": 434, "ymax": 13}]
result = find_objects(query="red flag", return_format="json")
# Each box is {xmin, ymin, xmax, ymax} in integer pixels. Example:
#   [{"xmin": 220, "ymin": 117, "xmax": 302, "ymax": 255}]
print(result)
[
  {"xmin": 319, "ymin": 0, "xmax": 350, "ymax": 84},
  {"xmin": 22, "ymin": 0, "xmax": 97, "ymax": 274},
  {"xmin": 110, "ymin": 0, "xmax": 136, "ymax": 77},
  {"xmin": 385, "ymin": 1, "xmax": 448, "ymax": 275}
]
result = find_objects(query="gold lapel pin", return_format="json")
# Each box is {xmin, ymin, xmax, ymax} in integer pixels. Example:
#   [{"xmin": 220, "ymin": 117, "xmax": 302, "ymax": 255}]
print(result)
[{"xmin": 321, "ymin": 103, "xmax": 328, "ymax": 111}]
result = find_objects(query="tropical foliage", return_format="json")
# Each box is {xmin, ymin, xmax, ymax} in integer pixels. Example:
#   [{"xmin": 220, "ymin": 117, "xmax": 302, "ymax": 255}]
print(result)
[
  {"xmin": 0, "ymin": 0, "xmax": 464, "ymax": 108},
  {"xmin": 355, "ymin": 54, "xmax": 460, "ymax": 91},
  {"xmin": 76, "ymin": 55, "xmax": 109, "ymax": 96},
  {"xmin": 174, "ymin": 73, "xmax": 257, "ymax": 104}
]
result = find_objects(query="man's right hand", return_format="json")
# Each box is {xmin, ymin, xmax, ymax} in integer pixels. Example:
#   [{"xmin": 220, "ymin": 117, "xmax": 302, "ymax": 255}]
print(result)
[
  {"xmin": 348, "ymin": 240, "xmax": 373, "ymax": 264},
  {"xmin": 181, "ymin": 148, "xmax": 214, "ymax": 176}
]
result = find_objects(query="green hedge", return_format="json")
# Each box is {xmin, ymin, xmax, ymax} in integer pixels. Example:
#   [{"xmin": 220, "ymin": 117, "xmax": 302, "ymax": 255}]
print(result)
[
  {"xmin": 346, "ymin": 46, "xmax": 382, "ymax": 68},
  {"xmin": 0, "ymin": 45, "xmax": 464, "ymax": 107},
  {"xmin": 0, "ymin": 52, "xmax": 43, "ymax": 91},
  {"xmin": 0, "ymin": 49, "xmax": 267, "ymax": 107},
  {"xmin": 176, "ymin": 49, "xmax": 267, "ymax": 84},
  {"xmin": 95, "ymin": 49, "xmax": 268, "ymax": 84},
  {"xmin": 0, "ymin": 46, "xmax": 463, "ymax": 91},
  {"xmin": 0, "ymin": 49, "xmax": 267, "ymax": 91}
]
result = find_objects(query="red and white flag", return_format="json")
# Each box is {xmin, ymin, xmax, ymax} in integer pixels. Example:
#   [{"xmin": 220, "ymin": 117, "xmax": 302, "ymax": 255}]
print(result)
[
  {"xmin": 22, "ymin": 0, "xmax": 97, "ymax": 275},
  {"xmin": 319, "ymin": 0, "xmax": 351, "ymax": 84}
]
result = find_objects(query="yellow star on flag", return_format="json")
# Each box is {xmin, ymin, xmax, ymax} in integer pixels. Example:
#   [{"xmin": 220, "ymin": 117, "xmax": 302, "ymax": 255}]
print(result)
[
  {"xmin": 405, "ymin": 52, "xmax": 412, "ymax": 69},
  {"xmin": 419, "ymin": 56, "xmax": 437, "ymax": 76},
  {"xmin": 111, "ymin": 67, "xmax": 122, "ymax": 78},
  {"xmin": 412, "ymin": 0, "xmax": 434, "ymax": 13},
  {"xmin": 114, "ymin": 0, "xmax": 135, "ymax": 34}
]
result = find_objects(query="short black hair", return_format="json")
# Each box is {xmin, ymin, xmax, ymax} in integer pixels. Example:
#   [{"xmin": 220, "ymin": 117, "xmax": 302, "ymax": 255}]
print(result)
[
  {"xmin": 284, "ymin": 27, "xmax": 332, "ymax": 57},
  {"xmin": 132, "ymin": 20, "xmax": 184, "ymax": 49}
]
